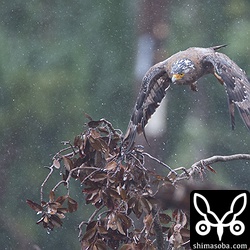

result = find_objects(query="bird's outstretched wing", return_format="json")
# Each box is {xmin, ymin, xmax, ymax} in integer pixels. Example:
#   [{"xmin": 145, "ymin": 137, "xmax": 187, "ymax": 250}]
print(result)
[
  {"xmin": 122, "ymin": 62, "xmax": 171, "ymax": 152},
  {"xmin": 204, "ymin": 52, "xmax": 250, "ymax": 130}
]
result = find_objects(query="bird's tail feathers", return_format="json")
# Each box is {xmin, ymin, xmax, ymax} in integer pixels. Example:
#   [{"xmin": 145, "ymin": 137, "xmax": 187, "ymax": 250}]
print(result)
[
  {"xmin": 122, "ymin": 120, "xmax": 151, "ymax": 153},
  {"xmin": 212, "ymin": 44, "xmax": 227, "ymax": 51},
  {"xmin": 121, "ymin": 122, "xmax": 137, "ymax": 153}
]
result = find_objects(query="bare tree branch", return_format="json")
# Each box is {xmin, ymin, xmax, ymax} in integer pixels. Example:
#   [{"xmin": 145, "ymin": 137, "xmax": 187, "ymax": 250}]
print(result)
[{"xmin": 187, "ymin": 153, "xmax": 250, "ymax": 178}]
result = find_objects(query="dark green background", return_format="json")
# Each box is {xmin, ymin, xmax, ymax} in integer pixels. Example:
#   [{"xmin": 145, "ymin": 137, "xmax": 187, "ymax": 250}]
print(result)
[{"xmin": 1, "ymin": 0, "xmax": 249, "ymax": 249}]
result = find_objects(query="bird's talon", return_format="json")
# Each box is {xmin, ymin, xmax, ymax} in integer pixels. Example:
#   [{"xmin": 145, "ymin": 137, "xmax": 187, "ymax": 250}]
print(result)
[{"xmin": 190, "ymin": 82, "xmax": 198, "ymax": 92}]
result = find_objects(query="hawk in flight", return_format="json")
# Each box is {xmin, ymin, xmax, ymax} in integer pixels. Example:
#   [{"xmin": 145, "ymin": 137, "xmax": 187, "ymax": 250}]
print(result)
[{"xmin": 122, "ymin": 45, "xmax": 250, "ymax": 152}]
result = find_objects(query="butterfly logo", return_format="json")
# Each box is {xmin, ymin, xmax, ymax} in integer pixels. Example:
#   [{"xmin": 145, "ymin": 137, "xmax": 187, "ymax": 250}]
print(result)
[{"xmin": 193, "ymin": 192, "xmax": 247, "ymax": 241}]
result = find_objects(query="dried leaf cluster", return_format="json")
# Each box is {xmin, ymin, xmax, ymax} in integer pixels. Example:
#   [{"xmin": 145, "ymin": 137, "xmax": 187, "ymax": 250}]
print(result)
[{"xmin": 27, "ymin": 117, "xmax": 212, "ymax": 250}]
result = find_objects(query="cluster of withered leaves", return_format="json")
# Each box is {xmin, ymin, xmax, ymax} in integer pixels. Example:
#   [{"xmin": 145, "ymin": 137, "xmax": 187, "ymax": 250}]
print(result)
[
  {"xmin": 27, "ymin": 117, "xmax": 190, "ymax": 249},
  {"xmin": 27, "ymin": 191, "xmax": 77, "ymax": 231}
]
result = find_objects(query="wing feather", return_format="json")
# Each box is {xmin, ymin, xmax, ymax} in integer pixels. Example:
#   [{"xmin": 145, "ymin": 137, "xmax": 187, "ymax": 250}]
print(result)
[
  {"xmin": 122, "ymin": 62, "xmax": 170, "ymax": 152},
  {"xmin": 204, "ymin": 52, "xmax": 250, "ymax": 130}
]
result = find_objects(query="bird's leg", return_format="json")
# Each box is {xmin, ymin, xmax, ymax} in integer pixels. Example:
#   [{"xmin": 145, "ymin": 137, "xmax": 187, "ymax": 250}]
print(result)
[
  {"xmin": 214, "ymin": 71, "xmax": 224, "ymax": 85},
  {"xmin": 190, "ymin": 81, "xmax": 198, "ymax": 92}
]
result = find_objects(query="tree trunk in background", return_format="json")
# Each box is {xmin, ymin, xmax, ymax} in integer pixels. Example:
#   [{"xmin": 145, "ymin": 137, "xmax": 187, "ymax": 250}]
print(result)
[{"xmin": 134, "ymin": 0, "xmax": 169, "ymax": 162}]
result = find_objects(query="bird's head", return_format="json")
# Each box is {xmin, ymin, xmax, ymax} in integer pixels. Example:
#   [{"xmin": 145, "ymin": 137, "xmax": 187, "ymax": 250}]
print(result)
[{"xmin": 171, "ymin": 58, "xmax": 195, "ymax": 83}]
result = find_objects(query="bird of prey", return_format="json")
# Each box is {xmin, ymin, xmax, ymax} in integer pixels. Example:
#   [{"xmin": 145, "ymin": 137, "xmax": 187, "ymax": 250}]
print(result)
[{"xmin": 122, "ymin": 45, "xmax": 250, "ymax": 152}]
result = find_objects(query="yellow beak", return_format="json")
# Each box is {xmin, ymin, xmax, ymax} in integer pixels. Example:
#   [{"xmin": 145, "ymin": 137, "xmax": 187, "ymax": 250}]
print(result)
[{"xmin": 172, "ymin": 73, "xmax": 184, "ymax": 83}]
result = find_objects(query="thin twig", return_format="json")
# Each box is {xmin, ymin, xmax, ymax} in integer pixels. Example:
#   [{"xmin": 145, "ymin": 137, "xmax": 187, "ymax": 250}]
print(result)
[
  {"xmin": 88, "ymin": 205, "xmax": 104, "ymax": 223},
  {"xmin": 129, "ymin": 152, "xmax": 147, "ymax": 171},
  {"xmin": 181, "ymin": 240, "xmax": 190, "ymax": 248},
  {"xmin": 51, "ymin": 180, "xmax": 66, "ymax": 193},
  {"xmin": 81, "ymin": 168, "xmax": 103, "ymax": 184},
  {"xmin": 78, "ymin": 220, "xmax": 87, "ymax": 239},
  {"xmin": 143, "ymin": 152, "xmax": 178, "ymax": 175},
  {"xmin": 52, "ymin": 167, "xmax": 83, "ymax": 195},
  {"xmin": 53, "ymin": 148, "xmax": 80, "ymax": 161},
  {"xmin": 77, "ymin": 205, "xmax": 105, "ymax": 238},
  {"xmin": 40, "ymin": 165, "xmax": 54, "ymax": 202},
  {"xmin": 100, "ymin": 118, "xmax": 119, "ymax": 136}
]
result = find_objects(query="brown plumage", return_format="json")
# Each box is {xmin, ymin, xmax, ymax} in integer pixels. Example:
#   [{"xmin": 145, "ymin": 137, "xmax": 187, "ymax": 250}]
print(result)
[{"xmin": 122, "ymin": 45, "xmax": 250, "ymax": 152}]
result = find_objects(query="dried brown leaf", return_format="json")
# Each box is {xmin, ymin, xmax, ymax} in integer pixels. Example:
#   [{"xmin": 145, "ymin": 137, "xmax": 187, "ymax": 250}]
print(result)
[
  {"xmin": 49, "ymin": 191, "xmax": 55, "ymax": 202},
  {"xmin": 88, "ymin": 120, "xmax": 102, "ymax": 128},
  {"xmin": 106, "ymin": 196, "xmax": 115, "ymax": 210},
  {"xmin": 143, "ymin": 213, "xmax": 153, "ymax": 233},
  {"xmin": 172, "ymin": 209, "xmax": 178, "ymax": 221},
  {"xmin": 26, "ymin": 199, "xmax": 43, "ymax": 212},
  {"xmin": 36, "ymin": 216, "xmax": 45, "ymax": 225},
  {"xmin": 92, "ymin": 192, "xmax": 102, "ymax": 206},
  {"xmin": 57, "ymin": 212, "xmax": 66, "ymax": 219},
  {"xmin": 84, "ymin": 113, "xmax": 93, "ymax": 121},
  {"xmin": 53, "ymin": 159, "xmax": 61, "ymax": 169},
  {"xmin": 180, "ymin": 228, "xmax": 190, "ymax": 238},
  {"xmin": 57, "ymin": 207, "xmax": 69, "ymax": 214},
  {"xmin": 140, "ymin": 197, "xmax": 152, "ymax": 214},
  {"xmin": 63, "ymin": 156, "xmax": 74, "ymax": 171},
  {"xmin": 172, "ymin": 231, "xmax": 183, "ymax": 248},
  {"xmin": 179, "ymin": 211, "xmax": 187, "ymax": 228},
  {"xmin": 133, "ymin": 200, "xmax": 143, "ymax": 218},
  {"xmin": 105, "ymin": 160, "xmax": 117, "ymax": 170},
  {"xmin": 89, "ymin": 136, "xmax": 109, "ymax": 155},
  {"xmin": 43, "ymin": 215, "xmax": 49, "ymax": 224},
  {"xmin": 120, "ymin": 244, "xmax": 133, "ymax": 250},
  {"xmin": 47, "ymin": 205, "xmax": 58, "ymax": 215},
  {"xmin": 82, "ymin": 226, "xmax": 97, "ymax": 242},
  {"xmin": 97, "ymin": 225, "xmax": 108, "ymax": 235},
  {"xmin": 127, "ymin": 197, "xmax": 136, "ymax": 208},
  {"xmin": 159, "ymin": 213, "xmax": 171, "ymax": 224},
  {"xmin": 117, "ymin": 220, "xmax": 126, "ymax": 235},
  {"xmin": 82, "ymin": 187, "xmax": 99, "ymax": 194},
  {"xmin": 81, "ymin": 239, "xmax": 90, "ymax": 250},
  {"xmin": 206, "ymin": 164, "xmax": 217, "ymax": 173},
  {"xmin": 94, "ymin": 199, "xmax": 103, "ymax": 208},
  {"xmin": 147, "ymin": 244, "xmax": 157, "ymax": 250},
  {"xmin": 86, "ymin": 221, "xmax": 97, "ymax": 231},
  {"xmin": 94, "ymin": 240, "xmax": 107, "ymax": 250},
  {"xmin": 117, "ymin": 214, "xmax": 132, "ymax": 228},
  {"xmin": 49, "ymin": 201, "xmax": 62, "ymax": 209},
  {"xmin": 55, "ymin": 195, "xmax": 68, "ymax": 204},
  {"xmin": 67, "ymin": 197, "xmax": 78, "ymax": 213},
  {"xmin": 107, "ymin": 212, "xmax": 117, "ymax": 230},
  {"xmin": 118, "ymin": 187, "xmax": 127, "ymax": 200},
  {"xmin": 98, "ymin": 126, "xmax": 109, "ymax": 134},
  {"xmin": 107, "ymin": 188, "xmax": 121, "ymax": 199},
  {"xmin": 50, "ymin": 214, "xmax": 63, "ymax": 227},
  {"xmin": 90, "ymin": 173, "xmax": 107, "ymax": 182},
  {"xmin": 86, "ymin": 192, "xmax": 99, "ymax": 204},
  {"xmin": 74, "ymin": 135, "xmax": 84, "ymax": 147}
]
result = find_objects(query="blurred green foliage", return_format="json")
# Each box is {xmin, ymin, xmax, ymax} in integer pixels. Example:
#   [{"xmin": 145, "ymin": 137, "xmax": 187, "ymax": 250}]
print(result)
[{"xmin": 0, "ymin": 0, "xmax": 249, "ymax": 249}]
